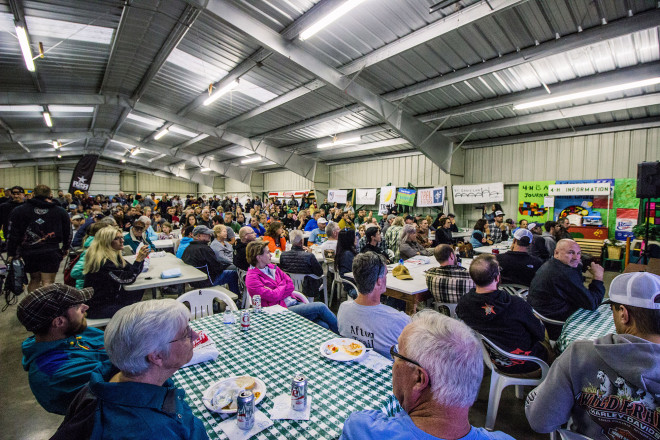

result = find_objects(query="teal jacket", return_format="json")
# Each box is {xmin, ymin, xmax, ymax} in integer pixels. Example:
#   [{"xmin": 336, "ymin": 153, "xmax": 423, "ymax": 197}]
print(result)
[
  {"xmin": 72, "ymin": 235, "xmax": 94, "ymax": 289},
  {"xmin": 176, "ymin": 237, "xmax": 193, "ymax": 259},
  {"xmin": 123, "ymin": 230, "xmax": 155, "ymax": 253},
  {"xmin": 21, "ymin": 327, "xmax": 112, "ymax": 415}
]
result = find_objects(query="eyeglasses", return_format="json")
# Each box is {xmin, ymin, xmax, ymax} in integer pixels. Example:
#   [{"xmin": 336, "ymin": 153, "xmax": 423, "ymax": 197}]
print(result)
[
  {"xmin": 169, "ymin": 325, "xmax": 194, "ymax": 343},
  {"xmin": 390, "ymin": 344, "xmax": 422, "ymax": 369}
]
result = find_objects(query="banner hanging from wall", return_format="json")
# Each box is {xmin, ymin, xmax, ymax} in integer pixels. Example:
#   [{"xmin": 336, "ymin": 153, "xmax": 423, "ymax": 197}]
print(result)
[
  {"xmin": 68, "ymin": 155, "xmax": 98, "ymax": 194},
  {"xmin": 517, "ymin": 181, "xmax": 554, "ymax": 223},
  {"xmin": 396, "ymin": 188, "xmax": 416, "ymax": 206},
  {"xmin": 355, "ymin": 188, "xmax": 377, "ymax": 205},
  {"xmin": 267, "ymin": 190, "xmax": 310, "ymax": 200},
  {"xmin": 548, "ymin": 182, "xmax": 612, "ymax": 196},
  {"xmin": 417, "ymin": 187, "xmax": 445, "ymax": 207},
  {"xmin": 379, "ymin": 186, "xmax": 396, "ymax": 214},
  {"xmin": 452, "ymin": 182, "xmax": 504, "ymax": 205},
  {"xmin": 327, "ymin": 189, "xmax": 348, "ymax": 204}
]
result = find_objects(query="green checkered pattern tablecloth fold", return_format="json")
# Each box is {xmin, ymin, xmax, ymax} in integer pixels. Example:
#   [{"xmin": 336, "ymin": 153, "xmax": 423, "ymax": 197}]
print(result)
[
  {"xmin": 172, "ymin": 310, "xmax": 394, "ymax": 439},
  {"xmin": 557, "ymin": 303, "xmax": 617, "ymax": 352}
]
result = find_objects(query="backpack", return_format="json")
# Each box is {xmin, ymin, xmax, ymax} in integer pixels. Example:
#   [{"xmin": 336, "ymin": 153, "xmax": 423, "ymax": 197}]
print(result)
[
  {"xmin": 2, "ymin": 258, "xmax": 27, "ymax": 311},
  {"xmin": 63, "ymin": 252, "xmax": 82, "ymax": 287}
]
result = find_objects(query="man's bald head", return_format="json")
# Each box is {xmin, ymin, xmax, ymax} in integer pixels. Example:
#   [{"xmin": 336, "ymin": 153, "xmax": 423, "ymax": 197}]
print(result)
[
  {"xmin": 554, "ymin": 239, "xmax": 581, "ymax": 268},
  {"xmin": 239, "ymin": 226, "xmax": 256, "ymax": 243}
]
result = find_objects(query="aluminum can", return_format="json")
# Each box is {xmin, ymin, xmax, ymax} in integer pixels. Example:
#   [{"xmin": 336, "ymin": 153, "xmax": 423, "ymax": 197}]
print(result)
[
  {"xmin": 253, "ymin": 295, "xmax": 262, "ymax": 313},
  {"xmin": 240, "ymin": 311, "xmax": 250, "ymax": 331},
  {"xmin": 492, "ymin": 248, "xmax": 500, "ymax": 254},
  {"xmin": 236, "ymin": 390, "xmax": 255, "ymax": 430},
  {"xmin": 291, "ymin": 374, "xmax": 307, "ymax": 411}
]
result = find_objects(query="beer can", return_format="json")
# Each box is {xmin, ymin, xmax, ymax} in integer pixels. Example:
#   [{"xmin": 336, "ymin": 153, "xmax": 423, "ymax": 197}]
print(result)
[
  {"xmin": 253, "ymin": 295, "xmax": 262, "ymax": 313},
  {"xmin": 236, "ymin": 390, "xmax": 255, "ymax": 430},
  {"xmin": 291, "ymin": 374, "xmax": 307, "ymax": 411},
  {"xmin": 492, "ymin": 248, "xmax": 500, "ymax": 254},
  {"xmin": 240, "ymin": 311, "xmax": 250, "ymax": 331}
]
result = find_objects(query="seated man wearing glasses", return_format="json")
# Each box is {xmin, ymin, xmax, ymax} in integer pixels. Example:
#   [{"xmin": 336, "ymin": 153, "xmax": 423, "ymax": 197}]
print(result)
[
  {"xmin": 52, "ymin": 299, "xmax": 209, "ymax": 440},
  {"xmin": 341, "ymin": 310, "xmax": 514, "ymax": 439},
  {"xmin": 122, "ymin": 219, "xmax": 155, "ymax": 252}
]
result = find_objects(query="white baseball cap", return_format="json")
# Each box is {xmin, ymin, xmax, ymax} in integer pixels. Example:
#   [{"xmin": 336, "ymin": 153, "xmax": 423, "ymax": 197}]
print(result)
[
  {"xmin": 513, "ymin": 228, "xmax": 533, "ymax": 246},
  {"xmin": 604, "ymin": 272, "xmax": 660, "ymax": 310}
]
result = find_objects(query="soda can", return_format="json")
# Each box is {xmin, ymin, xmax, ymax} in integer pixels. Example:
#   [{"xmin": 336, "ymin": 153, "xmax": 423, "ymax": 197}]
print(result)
[
  {"xmin": 253, "ymin": 295, "xmax": 262, "ymax": 313},
  {"xmin": 240, "ymin": 311, "xmax": 250, "ymax": 331},
  {"xmin": 492, "ymin": 248, "xmax": 500, "ymax": 255},
  {"xmin": 236, "ymin": 390, "xmax": 255, "ymax": 430},
  {"xmin": 291, "ymin": 374, "xmax": 307, "ymax": 411}
]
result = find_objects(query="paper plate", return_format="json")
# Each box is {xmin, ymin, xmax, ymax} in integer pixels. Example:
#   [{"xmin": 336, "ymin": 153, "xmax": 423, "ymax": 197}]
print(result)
[
  {"xmin": 202, "ymin": 376, "xmax": 267, "ymax": 414},
  {"xmin": 319, "ymin": 338, "xmax": 368, "ymax": 362}
]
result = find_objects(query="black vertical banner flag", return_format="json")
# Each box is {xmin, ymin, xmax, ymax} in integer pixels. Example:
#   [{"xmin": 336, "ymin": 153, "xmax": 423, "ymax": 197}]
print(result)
[{"xmin": 68, "ymin": 154, "xmax": 98, "ymax": 194}]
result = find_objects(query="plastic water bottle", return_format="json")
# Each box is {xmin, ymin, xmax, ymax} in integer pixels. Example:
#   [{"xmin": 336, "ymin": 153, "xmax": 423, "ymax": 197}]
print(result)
[
  {"xmin": 222, "ymin": 310, "xmax": 235, "ymax": 338},
  {"xmin": 398, "ymin": 258, "xmax": 404, "ymax": 266}
]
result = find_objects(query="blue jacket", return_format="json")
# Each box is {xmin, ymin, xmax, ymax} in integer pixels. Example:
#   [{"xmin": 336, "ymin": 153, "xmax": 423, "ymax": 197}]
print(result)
[
  {"xmin": 176, "ymin": 236, "xmax": 194, "ymax": 258},
  {"xmin": 72, "ymin": 217, "xmax": 95, "ymax": 247},
  {"xmin": 52, "ymin": 371, "xmax": 209, "ymax": 440},
  {"xmin": 304, "ymin": 218, "xmax": 318, "ymax": 232},
  {"xmin": 21, "ymin": 327, "xmax": 112, "ymax": 415},
  {"xmin": 250, "ymin": 224, "xmax": 266, "ymax": 237}
]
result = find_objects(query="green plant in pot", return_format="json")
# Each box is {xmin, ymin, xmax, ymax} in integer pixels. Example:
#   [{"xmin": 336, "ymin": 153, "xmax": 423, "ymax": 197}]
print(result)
[{"xmin": 632, "ymin": 224, "xmax": 660, "ymax": 241}]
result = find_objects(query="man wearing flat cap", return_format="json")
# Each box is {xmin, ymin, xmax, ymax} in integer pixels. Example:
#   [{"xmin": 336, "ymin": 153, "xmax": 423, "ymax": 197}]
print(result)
[{"xmin": 18, "ymin": 283, "xmax": 111, "ymax": 415}]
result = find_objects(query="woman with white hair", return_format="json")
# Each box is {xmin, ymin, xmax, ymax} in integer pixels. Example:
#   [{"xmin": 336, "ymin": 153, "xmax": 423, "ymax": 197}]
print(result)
[
  {"xmin": 83, "ymin": 227, "xmax": 150, "ymax": 319},
  {"xmin": 398, "ymin": 224, "xmax": 433, "ymax": 260},
  {"xmin": 51, "ymin": 299, "xmax": 208, "ymax": 440},
  {"xmin": 210, "ymin": 224, "xmax": 235, "ymax": 268},
  {"xmin": 138, "ymin": 215, "xmax": 159, "ymax": 242}
]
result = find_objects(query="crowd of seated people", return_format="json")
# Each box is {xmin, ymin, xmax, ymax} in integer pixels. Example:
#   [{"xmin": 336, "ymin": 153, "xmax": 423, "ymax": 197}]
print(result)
[{"xmin": 4, "ymin": 185, "xmax": 653, "ymax": 440}]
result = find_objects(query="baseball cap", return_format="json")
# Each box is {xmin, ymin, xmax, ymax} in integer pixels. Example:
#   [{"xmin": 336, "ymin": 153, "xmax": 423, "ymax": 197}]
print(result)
[
  {"xmin": 393, "ymin": 265, "xmax": 413, "ymax": 280},
  {"xmin": 603, "ymin": 273, "xmax": 660, "ymax": 310},
  {"xmin": 68, "ymin": 204, "xmax": 78, "ymax": 210},
  {"xmin": 71, "ymin": 214, "xmax": 85, "ymax": 221},
  {"xmin": 387, "ymin": 214, "xmax": 396, "ymax": 220},
  {"xmin": 317, "ymin": 217, "xmax": 328, "ymax": 225},
  {"xmin": 494, "ymin": 210, "xmax": 504, "ymax": 217},
  {"xmin": 17, "ymin": 284, "xmax": 94, "ymax": 333},
  {"xmin": 513, "ymin": 228, "xmax": 533, "ymax": 246},
  {"xmin": 527, "ymin": 222, "xmax": 539, "ymax": 230},
  {"xmin": 193, "ymin": 225, "xmax": 213, "ymax": 236}
]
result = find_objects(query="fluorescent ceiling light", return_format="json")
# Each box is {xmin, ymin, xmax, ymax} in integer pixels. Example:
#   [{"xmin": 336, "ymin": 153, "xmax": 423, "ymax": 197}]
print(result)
[
  {"xmin": 52, "ymin": 140, "xmax": 59, "ymax": 149},
  {"xmin": 241, "ymin": 156, "xmax": 262, "ymax": 164},
  {"xmin": 154, "ymin": 128, "xmax": 169, "ymax": 140},
  {"xmin": 168, "ymin": 125, "xmax": 199, "ymax": 137},
  {"xmin": 299, "ymin": 0, "xmax": 367, "ymax": 40},
  {"xmin": 0, "ymin": 105, "xmax": 43, "ymax": 112},
  {"xmin": 200, "ymin": 167, "xmax": 212, "ymax": 172},
  {"xmin": 130, "ymin": 148, "xmax": 140, "ymax": 156},
  {"xmin": 121, "ymin": 159, "xmax": 126, "ymax": 163},
  {"xmin": 15, "ymin": 26, "xmax": 35, "ymax": 71},
  {"xmin": 317, "ymin": 136, "xmax": 362, "ymax": 149},
  {"xmin": 203, "ymin": 80, "xmax": 240, "ymax": 106},
  {"xmin": 57, "ymin": 154, "xmax": 62, "ymax": 158},
  {"xmin": 514, "ymin": 77, "xmax": 660, "ymax": 110},
  {"xmin": 49, "ymin": 105, "xmax": 94, "ymax": 113},
  {"xmin": 126, "ymin": 113, "xmax": 163, "ymax": 127},
  {"xmin": 42, "ymin": 112, "xmax": 52, "ymax": 127}
]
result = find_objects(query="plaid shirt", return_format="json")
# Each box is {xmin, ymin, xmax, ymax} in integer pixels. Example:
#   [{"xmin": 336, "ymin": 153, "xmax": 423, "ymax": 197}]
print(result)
[
  {"xmin": 487, "ymin": 221, "xmax": 504, "ymax": 243},
  {"xmin": 425, "ymin": 265, "xmax": 475, "ymax": 303},
  {"xmin": 356, "ymin": 235, "xmax": 387, "ymax": 253}
]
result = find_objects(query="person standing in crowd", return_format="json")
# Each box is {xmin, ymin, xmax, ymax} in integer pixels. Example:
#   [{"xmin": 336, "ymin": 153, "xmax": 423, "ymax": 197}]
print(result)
[
  {"xmin": 0, "ymin": 185, "xmax": 25, "ymax": 239},
  {"xmin": 18, "ymin": 284, "xmax": 112, "ymax": 415},
  {"xmin": 6, "ymin": 185, "xmax": 71, "ymax": 292},
  {"xmin": 542, "ymin": 221, "xmax": 560, "ymax": 256},
  {"xmin": 83, "ymin": 227, "xmax": 149, "ymax": 319}
]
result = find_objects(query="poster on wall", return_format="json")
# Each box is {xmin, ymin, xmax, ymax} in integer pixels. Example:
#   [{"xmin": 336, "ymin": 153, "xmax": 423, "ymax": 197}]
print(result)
[
  {"xmin": 417, "ymin": 187, "xmax": 445, "ymax": 207},
  {"xmin": 549, "ymin": 182, "xmax": 612, "ymax": 196},
  {"xmin": 355, "ymin": 188, "xmax": 377, "ymax": 205},
  {"xmin": 327, "ymin": 189, "xmax": 348, "ymax": 204},
  {"xmin": 452, "ymin": 182, "xmax": 503, "ymax": 205},
  {"xmin": 379, "ymin": 186, "xmax": 396, "ymax": 214},
  {"xmin": 396, "ymin": 188, "xmax": 416, "ymax": 206},
  {"xmin": 615, "ymin": 209, "xmax": 638, "ymax": 241},
  {"xmin": 518, "ymin": 181, "xmax": 554, "ymax": 223},
  {"xmin": 553, "ymin": 179, "xmax": 614, "ymax": 227}
]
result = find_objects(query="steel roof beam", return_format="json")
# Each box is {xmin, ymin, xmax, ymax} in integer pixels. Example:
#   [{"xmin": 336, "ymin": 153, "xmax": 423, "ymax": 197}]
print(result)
[{"xmin": 204, "ymin": 0, "xmax": 454, "ymax": 173}]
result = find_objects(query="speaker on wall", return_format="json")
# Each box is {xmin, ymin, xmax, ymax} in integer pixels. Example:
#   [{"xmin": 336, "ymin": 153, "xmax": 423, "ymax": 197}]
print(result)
[{"xmin": 636, "ymin": 161, "xmax": 660, "ymax": 199}]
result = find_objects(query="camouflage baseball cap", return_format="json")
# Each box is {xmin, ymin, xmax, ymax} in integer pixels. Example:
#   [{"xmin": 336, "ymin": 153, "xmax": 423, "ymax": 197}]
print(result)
[{"xmin": 17, "ymin": 284, "xmax": 94, "ymax": 333}]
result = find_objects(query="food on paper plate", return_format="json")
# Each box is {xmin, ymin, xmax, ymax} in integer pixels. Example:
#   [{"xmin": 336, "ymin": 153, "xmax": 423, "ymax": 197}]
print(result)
[
  {"xmin": 343, "ymin": 342, "xmax": 363, "ymax": 356},
  {"xmin": 235, "ymin": 376, "xmax": 256, "ymax": 390},
  {"xmin": 208, "ymin": 376, "xmax": 257, "ymax": 411}
]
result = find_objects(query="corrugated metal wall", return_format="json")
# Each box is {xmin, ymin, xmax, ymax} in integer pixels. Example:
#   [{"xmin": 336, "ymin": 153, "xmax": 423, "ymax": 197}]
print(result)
[
  {"xmin": 225, "ymin": 177, "xmax": 252, "ymax": 194},
  {"xmin": 213, "ymin": 177, "xmax": 225, "ymax": 193},
  {"xmin": 119, "ymin": 171, "xmax": 196, "ymax": 195},
  {"xmin": 263, "ymin": 171, "xmax": 313, "ymax": 191},
  {"xmin": 0, "ymin": 167, "xmax": 38, "ymax": 189}
]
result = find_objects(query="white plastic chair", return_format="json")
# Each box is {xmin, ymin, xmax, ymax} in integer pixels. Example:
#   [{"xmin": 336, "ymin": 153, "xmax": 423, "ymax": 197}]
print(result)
[
  {"xmin": 329, "ymin": 272, "xmax": 358, "ymax": 308},
  {"xmin": 87, "ymin": 318, "xmax": 111, "ymax": 328},
  {"xmin": 500, "ymin": 283, "xmax": 529, "ymax": 299},
  {"xmin": 479, "ymin": 334, "xmax": 550, "ymax": 431},
  {"xmin": 236, "ymin": 268, "xmax": 249, "ymax": 309},
  {"xmin": 177, "ymin": 288, "xmax": 237, "ymax": 320},
  {"xmin": 286, "ymin": 272, "xmax": 327, "ymax": 305},
  {"xmin": 532, "ymin": 309, "xmax": 566, "ymax": 327}
]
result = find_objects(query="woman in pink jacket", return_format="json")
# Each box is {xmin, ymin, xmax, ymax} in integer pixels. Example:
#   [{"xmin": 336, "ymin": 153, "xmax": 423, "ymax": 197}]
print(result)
[{"xmin": 245, "ymin": 241, "xmax": 338, "ymax": 333}]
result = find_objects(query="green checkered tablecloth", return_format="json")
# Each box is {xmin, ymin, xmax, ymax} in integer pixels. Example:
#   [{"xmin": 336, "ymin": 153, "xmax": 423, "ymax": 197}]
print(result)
[
  {"xmin": 172, "ymin": 310, "xmax": 395, "ymax": 439},
  {"xmin": 557, "ymin": 304, "xmax": 616, "ymax": 352}
]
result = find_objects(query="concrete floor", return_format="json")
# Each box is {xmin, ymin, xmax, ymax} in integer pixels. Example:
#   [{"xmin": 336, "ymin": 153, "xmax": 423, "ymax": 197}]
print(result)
[{"xmin": 0, "ymin": 260, "xmax": 618, "ymax": 439}]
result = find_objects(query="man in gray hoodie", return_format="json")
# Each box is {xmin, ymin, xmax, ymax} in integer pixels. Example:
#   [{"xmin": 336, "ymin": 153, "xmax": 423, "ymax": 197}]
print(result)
[{"xmin": 525, "ymin": 272, "xmax": 660, "ymax": 439}]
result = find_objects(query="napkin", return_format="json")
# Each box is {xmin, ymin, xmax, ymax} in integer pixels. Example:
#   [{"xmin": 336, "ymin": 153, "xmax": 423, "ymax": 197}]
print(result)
[
  {"xmin": 407, "ymin": 256, "xmax": 431, "ymax": 265},
  {"xmin": 160, "ymin": 268, "xmax": 182, "ymax": 279},
  {"xmin": 182, "ymin": 332, "xmax": 219, "ymax": 367},
  {"xmin": 218, "ymin": 409, "xmax": 273, "ymax": 440},
  {"xmin": 262, "ymin": 305, "xmax": 288, "ymax": 315},
  {"xmin": 357, "ymin": 350, "xmax": 393, "ymax": 372},
  {"xmin": 268, "ymin": 393, "xmax": 312, "ymax": 420}
]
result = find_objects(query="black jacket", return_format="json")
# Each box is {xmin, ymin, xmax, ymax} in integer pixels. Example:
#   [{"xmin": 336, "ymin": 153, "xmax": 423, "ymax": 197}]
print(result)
[
  {"xmin": 233, "ymin": 240, "xmax": 250, "ymax": 271},
  {"xmin": 529, "ymin": 234, "xmax": 550, "ymax": 260},
  {"xmin": 6, "ymin": 198, "xmax": 71, "ymax": 257},
  {"xmin": 528, "ymin": 258, "xmax": 605, "ymax": 339},
  {"xmin": 456, "ymin": 288, "xmax": 547, "ymax": 374},
  {"xmin": 181, "ymin": 240, "xmax": 229, "ymax": 288},
  {"xmin": 83, "ymin": 259, "xmax": 144, "ymax": 319},
  {"xmin": 496, "ymin": 250, "xmax": 544, "ymax": 286},
  {"xmin": 361, "ymin": 243, "xmax": 391, "ymax": 264},
  {"xmin": 433, "ymin": 228, "xmax": 453, "ymax": 246},
  {"xmin": 279, "ymin": 246, "xmax": 323, "ymax": 297},
  {"xmin": 0, "ymin": 200, "xmax": 23, "ymax": 234}
]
